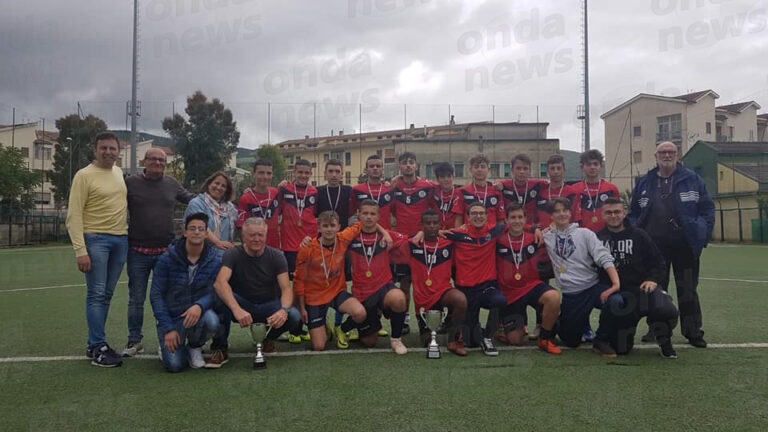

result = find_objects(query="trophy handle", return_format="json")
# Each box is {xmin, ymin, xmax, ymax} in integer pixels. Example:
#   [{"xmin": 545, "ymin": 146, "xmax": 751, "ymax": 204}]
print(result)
[
  {"xmin": 419, "ymin": 307, "xmax": 427, "ymax": 323},
  {"xmin": 440, "ymin": 307, "xmax": 449, "ymax": 323}
]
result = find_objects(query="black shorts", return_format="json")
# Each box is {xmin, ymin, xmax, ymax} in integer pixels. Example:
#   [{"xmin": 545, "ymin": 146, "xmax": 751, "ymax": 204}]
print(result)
[
  {"xmin": 284, "ymin": 251, "xmax": 297, "ymax": 280},
  {"xmin": 359, "ymin": 283, "xmax": 398, "ymax": 336},
  {"xmin": 391, "ymin": 264, "xmax": 411, "ymax": 284},
  {"xmin": 501, "ymin": 283, "xmax": 555, "ymax": 330},
  {"xmin": 305, "ymin": 291, "xmax": 354, "ymax": 330}
]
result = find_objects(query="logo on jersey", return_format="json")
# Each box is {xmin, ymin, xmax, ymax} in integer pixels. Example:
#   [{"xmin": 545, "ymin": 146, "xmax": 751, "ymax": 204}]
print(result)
[
  {"xmin": 309, "ymin": 196, "xmax": 316, "ymax": 205},
  {"xmin": 530, "ymin": 190, "xmax": 537, "ymax": 198},
  {"xmin": 489, "ymin": 196, "xmax": 498, "ymax": 205},
  {"xmin": 442, "ymin": 249, "xmax": 450, "ymax": 258},
  {"xmin": 600, "ymin": 194, "xmax": 608, "ymax": 202},
  {"xmin": 418, "ymin": 190, "xmax": 426, "ymax": 198},
  {"xmin": 527, "ymin": 245, "xmax": 535, "ymax": 254}
]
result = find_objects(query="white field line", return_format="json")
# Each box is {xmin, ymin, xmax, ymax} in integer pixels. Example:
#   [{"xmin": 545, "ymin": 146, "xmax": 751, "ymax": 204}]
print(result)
[
  {"xmin": 700, "ymin": 277, "xmax": 768, "ymax": 283},
  {"xmin": 1, "ymin": 343, "xmax": 767, "ymax": 363},
  {"xmin": 1, "ymin": 280, "xmax": 128, "ymax": 293}
]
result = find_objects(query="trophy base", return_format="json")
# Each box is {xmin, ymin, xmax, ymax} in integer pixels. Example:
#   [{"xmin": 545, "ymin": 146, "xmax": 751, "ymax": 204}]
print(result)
[
  {"xmin": 253, "ymin": 356, "xmax": 267, "ymax": 370},
  {"xmin": 426, "ymin": 347, "xmax": 441, "ymax": 359}
]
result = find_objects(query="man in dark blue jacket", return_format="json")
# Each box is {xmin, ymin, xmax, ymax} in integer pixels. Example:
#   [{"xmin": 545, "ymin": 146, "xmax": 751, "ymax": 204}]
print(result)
[
  {"xmin": 150, "ymin": 213, "xmax": 221, "ymax": 372},
  {"xmin": 629, "ymin": 142, "xmax": 714, "ymax": 348}
]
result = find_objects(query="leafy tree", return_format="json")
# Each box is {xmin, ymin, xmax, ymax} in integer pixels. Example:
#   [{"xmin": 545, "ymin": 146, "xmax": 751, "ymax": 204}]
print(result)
[
  {"xmin": 0, "ymin": 144, "xmax": 41, "ymax": 212},
  {"xmin": 162, "ymin": 91, "xmax": 240, "ymax": 188},
  {"xmin": 255, "ymin": 144, "xmax": 287, "ymax": 186},
  {"xmin": 49, "ymin": 114, "xmax": 107, "ymax": 205}
]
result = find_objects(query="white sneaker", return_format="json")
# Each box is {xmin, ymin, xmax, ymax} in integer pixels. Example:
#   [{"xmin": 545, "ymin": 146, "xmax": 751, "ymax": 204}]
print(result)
[
  {"xmin": 157, "ymin": 346, "xmax": 164, "ymax": 363},
  {"xmin": 188, "ymin": 347, "xmax": 205, "ymax": 369},
  {"xmin": 390, "ymin": 337, "xmax": 408, "ymax": 355},
  {"xmin": 121, "ymin": 341, "xmax": 144, "ymax": 357}
]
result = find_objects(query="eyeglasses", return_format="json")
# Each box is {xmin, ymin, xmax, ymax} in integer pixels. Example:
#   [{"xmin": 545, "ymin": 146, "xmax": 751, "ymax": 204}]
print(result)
[
  {"xmin": 186, "ymin": 226, "xmax": 207, "ymax": 232},
  {"xmin": 469, "ymin": 211, "xmax": 487, "ymax": 217},
  {"xmin": 146, "ymin": 157, "xmax": 166, "ymax": 163}
]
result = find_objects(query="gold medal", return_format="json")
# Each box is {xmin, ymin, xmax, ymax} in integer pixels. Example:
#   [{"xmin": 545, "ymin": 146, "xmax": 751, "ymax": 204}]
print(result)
[
  {"xmin": 591, "ymin": 216, "xmax": 598, "ymax": 223},
  {"xmin": 297, "ymin": 220, "xmax": 303, "ymax": 227},
  {"xmin": 425, "ymin": 278, "xmax": 433, "ymax": 287},
  {"xmin": 558, "ymin": 266, "xmax": 566, "ymax": 273},
  {"xmin": 514, "ymin": 273, "xmax": 522, "ymax": 281},
  {"xmin": 365, "ymin": 270, "xmax": 372, "ymax": 278}
]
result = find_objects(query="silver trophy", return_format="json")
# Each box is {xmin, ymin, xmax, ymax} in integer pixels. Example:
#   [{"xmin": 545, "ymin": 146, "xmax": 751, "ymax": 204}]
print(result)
[
  {"xmin": 420, "ymin": 307, "xmax": 448, "ymax": 359},
  {"xmin": 250, "ymin": 323, "xmax": 268, "ymax": 370}
]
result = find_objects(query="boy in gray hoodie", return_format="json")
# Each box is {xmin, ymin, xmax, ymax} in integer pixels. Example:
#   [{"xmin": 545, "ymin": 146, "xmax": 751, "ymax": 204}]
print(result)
[{"xmin": 543, "ymin": 197, "xmax": 621, "ymax": 356}]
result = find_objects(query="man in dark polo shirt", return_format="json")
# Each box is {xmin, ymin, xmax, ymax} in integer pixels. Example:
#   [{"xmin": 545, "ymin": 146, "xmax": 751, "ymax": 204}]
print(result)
[
  {"xmin": 122, "ymin": 148, "xmax": 193, "ymax": 357},
  {"xmin": 208, "ymin": 217, "xmax": 302, "ymax": 368}
]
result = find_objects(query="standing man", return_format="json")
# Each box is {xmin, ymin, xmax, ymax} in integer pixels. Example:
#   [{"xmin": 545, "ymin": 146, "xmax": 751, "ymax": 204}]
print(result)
[
  {"xmin": 123, "ymin": 147, "xmax": 193, "ymax": 357},
  {"xmin": 629, "ymin": 142, "xmax": 713, "ymax": 348},
  {"xmin": 573, "ymin": 149, "xmax": 620, "ymax": 233},
  {"xmin": 432, "ymin": 162, "xmax": 462, "ymax": 230},
  {"xmin": 497, "ymin": 154, "xmax": 547, "ymax": 226},
  {"xmin": 392, "ymin": 152, "xmax": 436, "ymax": 334},
  {"xmin": 597, "ymin": 198, "xmax": 680, "ymax": 358},
  {"xmin": 453, "ymin": 154, "xmax": 504, "ymax": 227},
  {"xmin": 317, "ymin": 159, "xmax": 352, "ymax": 229},
  {"xmin": 350, "ymin": 155, "xmax": 394, "ymax": 229},
  {"xmin": 66, "ymin": 131, "xmax": 129, "ymax": 368},
  {"xmin": 278, "ymin": 159, "xmax": 319, "ymax": 278},
  {"xmin": 237, "ymin": 159, "xmax": 280, "ymax": 248},
  {"xmin": 537, "ymin": 154, "xmax": 581, "ymax": 229},
  {"xmin": 209, "ymin": 218, "xmax": 303, "ymax": 368},
  {"xmin": 150, "ymin": 213, "xmax": 221, "ymax": 372}
]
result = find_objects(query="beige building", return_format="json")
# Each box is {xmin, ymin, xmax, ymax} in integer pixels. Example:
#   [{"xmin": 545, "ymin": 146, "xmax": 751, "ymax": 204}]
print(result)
[
  {"xmin": 601, "ymin": 89, "xmax": 764, "ymax": 192},
  {"xmin": 275, "ymin": 121, "xmax": 559, "ymax": 185},
  {"xmin": 0, "ymin": 122, "xmax": 56, "ymax": 209}
]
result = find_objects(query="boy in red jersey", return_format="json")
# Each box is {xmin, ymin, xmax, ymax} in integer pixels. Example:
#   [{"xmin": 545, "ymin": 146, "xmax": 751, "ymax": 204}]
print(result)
[
  {"xmin": 407, "ymin": 209, "xmax": 468, "ymax": 356},
  {"xmin": 237, "ymin": 159, "xmax": 281, "ymax": 248},
  {"xmin": 277, "ymin": 159, "xmax": 319, "ymax": 278},
  {"xmin": 452, "ymin": 154, "xmax": 504, "ymax": 227},
  {"xmin": 342, "ymin": 200, "xmax": 410, "ymax": 354},
  {"xmin": 573, "ymin": 149, "xmax": 620, "ymax": 233},
  {"xmin": 441, "ymin": 201, "xmax": 507, "ymax": 356},
  {"xmin": 433, "ymin": 162, "xmax": 462, "ymax": 230},
  {"xmin": 536, "ymin": 154, "xmax": 581, "ymax": 229},
  {"xmin": 392, "ymin": 152, "xmax": 436, "ymax": 334},
  {"xmin": 294, "ymin": 211, "xmax": 391, "ymax": 351},
  {"xmin": 350, "ymin": 155, "xmax": 394, "ymax": 229},
  {"xmin": 496, "ymin": 203, "xmax": 561, "ymax": 354},
  {"xmin": 496, "ymin": 154, "xmax": 547, "ymax": 226}
]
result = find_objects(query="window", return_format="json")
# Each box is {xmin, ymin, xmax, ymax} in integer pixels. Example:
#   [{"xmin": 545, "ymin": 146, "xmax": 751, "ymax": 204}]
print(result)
[
  {"xmin": 376, "ymin": 149, "xmax": 383, "ymax": 157},
  {"xmin": 345, "ymin": 152, "xmax": 351, "ymax": 165},
  {"xmin": 424, "ymin": 163, "xmax": 433, "ymax": 180},
  {"xmin": 34, "ymin": 192, "xmax": 51, "ymax": 204},
  {"xmin": 719, "ymin": 171, "xmax": 724, "ymax": 181},
  {"xmin": 539, "ymin": 163, "xmax": 547, "ymax": 178},
  {"xmin": 454, "ymin": 163, "xmax": 465, "ymax": 178},
  {"xmin": 657, "ymin": 114, "xmax": 682, "ymax": 142},
  {"xmin": 489, "ymin": 163, "xmax": 501, "ymax": 178},
  {"xmin": 633, "ymin": 151, "xmax": 642, "ymax": 164},
  {"xmin": 21, "ymin": 147, "xmax": 29, "ymax": 157},
  {"xmin": 345, "ymin": 171, "xmax": 351, "ymax": 184},
  {"xmin": 323, "ymin": 153, "xmax": 329, "ymax": 162},
  {"xmin": 503, "ymin": 163, "xmax": 511, "ymax": 177},
  {"xmin": 34, "ymin": 144, "xmax": 52, "ymax": 160},
  {"xmin": 706, "ymin": 122, "xmax": 712, "ymax": 134},
  {"xmin": 331, "ymin": 152, "xmax": 342, "ymax": 161},
  {"xmin": 384, "ymin": 148, "xmax": 396, "ymax": 164},
  {"xmin": 311, "ymin": 181, "xmax": 317, "ymax": 186},
  {"xmin": 633, "ymin": 126, "xmax": 641, "ymax": 137},
  {"xmin": 728, "ymin": 126, "xmax": 734, "ymax": 139},
  {"xmin": 311, "ymin": 162, "xmax": 317, "ymax": 168}
]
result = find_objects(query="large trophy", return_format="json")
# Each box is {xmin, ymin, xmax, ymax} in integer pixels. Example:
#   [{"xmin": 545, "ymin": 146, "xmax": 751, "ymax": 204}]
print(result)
[
  {"xmin": 250, "ymin": 323, "xmax": 268, "ymax": 370},
  {"xmin": 419, "ymin": 307, "xmax": 448, "ymax": 359}
]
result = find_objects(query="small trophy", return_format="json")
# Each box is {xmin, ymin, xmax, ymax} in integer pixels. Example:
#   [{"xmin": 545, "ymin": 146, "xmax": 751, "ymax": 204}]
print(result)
[
  {"xmin": 420, "ymin": 307, "xmax": 448, "ymax": 359},
  {"xmin": 250, "ymin": 323, "xmax": 268, "ymax": 370}
]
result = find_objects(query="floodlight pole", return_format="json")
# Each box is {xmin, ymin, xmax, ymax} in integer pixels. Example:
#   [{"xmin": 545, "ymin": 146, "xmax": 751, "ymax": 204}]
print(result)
[
  {"xmin": 129, "ymin": 0, "xmax": 139, "ymax": 174},
  {"xmin": 583, "ymin": 0, "xmax": 591, "ymax": 150}
]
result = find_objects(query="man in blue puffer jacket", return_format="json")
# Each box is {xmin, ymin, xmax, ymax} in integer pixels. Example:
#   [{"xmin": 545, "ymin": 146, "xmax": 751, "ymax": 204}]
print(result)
[
  {"xmin": 629, "ymin": 142, "xmax": 714, "ymax": 348},
  {"xmin": 150, "ymin": 212, "xmax": 221, "ymax": 372}
]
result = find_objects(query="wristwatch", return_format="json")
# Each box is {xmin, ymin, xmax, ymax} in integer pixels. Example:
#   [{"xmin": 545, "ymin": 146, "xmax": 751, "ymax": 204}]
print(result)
[{"xmin": 281, "ymin": 307, "xmax": 290, "ymax": 313}]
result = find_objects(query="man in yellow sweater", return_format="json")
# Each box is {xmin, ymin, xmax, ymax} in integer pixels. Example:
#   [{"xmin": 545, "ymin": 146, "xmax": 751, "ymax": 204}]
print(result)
[{"xmin": 66, "ymin": 132, "xmax": 129, "ymax": 368}]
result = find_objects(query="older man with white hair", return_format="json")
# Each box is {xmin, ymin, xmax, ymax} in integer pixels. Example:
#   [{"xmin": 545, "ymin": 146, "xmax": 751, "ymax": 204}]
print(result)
[{"xmin": 629, "ymin": 142, "xmax": 714, "ymax": 348}]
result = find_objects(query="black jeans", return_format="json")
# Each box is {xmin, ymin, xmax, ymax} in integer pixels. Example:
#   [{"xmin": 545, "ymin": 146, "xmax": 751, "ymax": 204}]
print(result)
[
  {"xmin": 654, "ymin": 237, "xmax": 704, "ymax": 340},
  {"xmin": 602, "ymin": 289, "xmax": 679, "ymax": 354}
]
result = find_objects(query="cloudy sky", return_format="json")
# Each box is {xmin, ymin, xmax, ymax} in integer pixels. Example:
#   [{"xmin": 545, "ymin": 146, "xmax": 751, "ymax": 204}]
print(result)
[{"xmin": 1, "ymin": 0, "xmax": 767, "ymax": 152}]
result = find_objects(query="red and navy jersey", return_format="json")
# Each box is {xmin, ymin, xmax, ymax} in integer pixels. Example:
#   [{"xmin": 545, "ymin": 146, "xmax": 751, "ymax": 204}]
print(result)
[
  {"xmin": 496, "ymin": 231, "xmax": 550, "ymax": 304},
  {"xmin": 392, "ymin": 178, "xmax": 436, "ymax": 235},
  {"xmin": 444, "ymin": 222, "xmax": 506, "ymax": 287},
  {"xmin": 573, "ymin": 180, "xmax": 620, "ymax": 232},
  {"xmin": 452, "ymin": 182, "xmax": 505, "ymax": 226},
  {"xmin": 237, "ymin": 187, "xmax": 280, "ymax": 248},
  {"xmin": 536, "ymin": 183, "xmax": 582, "ymax": 229},
  {"xmin": 348, "ymin": 230, "xmax": 407, "ymax": 301},
  {"xmin": 350, "ymin": 182, "xmax": 394, "ymax": 229},
  {"xmin": 278, "ymin": 183, "xmax": 318, "ymax": 252},
  {"xmin": 434, "ymin": 186, "xmax": 462, "ymax": 230},
  {"xmin": 408, "ymin": 238, "xmax": 454, "ymax": 311},
  {"xmin": 499, "ymin": 179, "xmax": 547, "ymax": 225}
]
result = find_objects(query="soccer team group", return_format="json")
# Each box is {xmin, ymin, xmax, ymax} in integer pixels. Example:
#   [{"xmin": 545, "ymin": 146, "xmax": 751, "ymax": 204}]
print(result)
[{"xmin": 66, "ymin": 133, "xmax": 714, "ymax": 371}]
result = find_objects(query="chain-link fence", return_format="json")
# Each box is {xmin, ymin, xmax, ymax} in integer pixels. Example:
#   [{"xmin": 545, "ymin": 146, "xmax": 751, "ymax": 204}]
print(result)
[
  {"xmin": 0, "ymin": 205, "xmax": 69, "ymax": 247},
  {"xmin": 713, "ymin": 204, "xmax": 768, "ymax": 244}
]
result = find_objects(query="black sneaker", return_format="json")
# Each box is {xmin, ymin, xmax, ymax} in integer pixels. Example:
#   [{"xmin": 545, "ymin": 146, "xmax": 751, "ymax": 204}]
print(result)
[
  {"xmin": 659, "ymin": 340, "xmax": 678, "ymax": 359},
  {"xmin": 86, "ymin": 347, "xmax": 95, "ymax": 359},
  {"xmin": 401, "ymin": 322, "xmax": 411, "ymax": 336},
  {"xmin": 91, "ymin": 345, "xmax": 123, "ymax": 368},
  {"xmin": 480, "ymin": 337, "xmax": 499, "ymax": 357},
  {"xmin": 688, "ymin": 337, "xmax": 707, "ymax": 348},
  {"xmin": 592, "ymin": 340, "xmax": 617, "ymax": 358},
  {"xmin": 641, "ymin": 330, "xmax": 656, "ymax": 343}
]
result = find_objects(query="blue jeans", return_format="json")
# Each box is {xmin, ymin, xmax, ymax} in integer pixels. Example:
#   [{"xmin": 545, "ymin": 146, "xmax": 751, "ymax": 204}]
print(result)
[
  {"xmin": 558, "ymin": 283, "xmax": 620, "ymax": 348},
  {"xmin": 211, "ymin": 295, "xmax": 302, "ymax": 350},
  {"xmin": 458, "ymin": 280, "xmax": 507, "ymax": 344},
  {"xmin": 84, "ymin": 233, "xmax": 128, "ymax": 349},
  {"xmin": 158, "ymin": 309, "xmax": 219, "ymax": 373},
  {"xmin": 127, "ymin": 249, "xmax": 161, "ymax": 343}
]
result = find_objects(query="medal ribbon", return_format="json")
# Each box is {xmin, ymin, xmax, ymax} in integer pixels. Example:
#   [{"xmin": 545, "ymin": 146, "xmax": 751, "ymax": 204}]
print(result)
[
  {"xmin": 248, "ymin": 188, "xmax": 272, "ymax": 218},
  {"xmin": 423, "ymin": 239, "xmax": 439, "ymax": 278},
  {"xmin": 320, "ymin": 239, "xmax": 337, "ymax": 283},
  {"xmin": 360, "ymin": 232, "xmax": 378, "ymax": 272}
]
